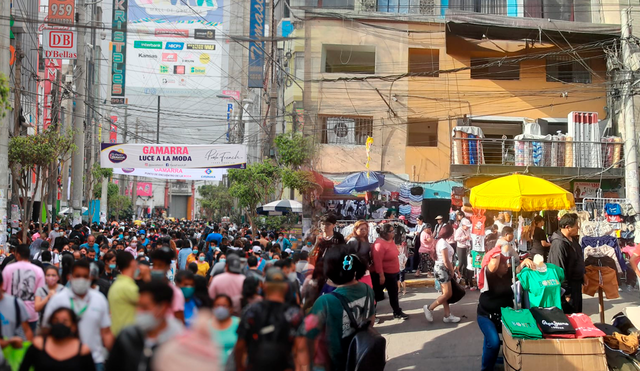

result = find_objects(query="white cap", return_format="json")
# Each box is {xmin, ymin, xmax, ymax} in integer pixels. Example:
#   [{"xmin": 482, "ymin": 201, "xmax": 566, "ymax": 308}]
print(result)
[{"xmin": 252, "ymin": 246, "xmax": 262, "ymax": 254}]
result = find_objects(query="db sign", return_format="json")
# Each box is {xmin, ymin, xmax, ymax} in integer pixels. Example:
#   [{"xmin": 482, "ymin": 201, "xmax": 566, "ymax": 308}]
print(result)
[{"xmin": 43, "ymin": 29, "xmax": 77, "ymax": 59}]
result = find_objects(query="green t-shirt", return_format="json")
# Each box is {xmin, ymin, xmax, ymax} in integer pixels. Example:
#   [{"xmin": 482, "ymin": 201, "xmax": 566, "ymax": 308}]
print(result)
[
  {"xmin": 306, "ymin": 283, "xmax": 375, "ymax": 370},
  {"xmin": 501, "ymin": 307, "xmax": 542, "ymax": 339},
  {"xmin": 211, "ymin": 316, "xmax": 240, "ymax": 366},
  {"xmin": 517, "ymin": 263, "xmax": 564, "ymax": 310}
]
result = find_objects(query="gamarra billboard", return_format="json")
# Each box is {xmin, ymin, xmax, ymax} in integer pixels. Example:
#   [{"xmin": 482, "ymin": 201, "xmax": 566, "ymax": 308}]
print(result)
[{"xmin": 126, "ymin": 0, "xmax": 224, "ymax": 96}]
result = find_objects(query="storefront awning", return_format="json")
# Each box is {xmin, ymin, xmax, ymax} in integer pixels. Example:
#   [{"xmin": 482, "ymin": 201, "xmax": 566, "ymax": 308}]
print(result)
[{"xmin": 422, "ymin": 180, "xmax": 462, "ymax": 199}]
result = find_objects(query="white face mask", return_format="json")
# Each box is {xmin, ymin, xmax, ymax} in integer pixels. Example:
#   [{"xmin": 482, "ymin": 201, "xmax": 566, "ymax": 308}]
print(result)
[
  {"xmin": 135, "ymin": 312, "xmax": 159, "ymax": 332},
  {"xmin": 70, "ymin": 278, "xmax": 91, "ymax": 296},
  {"xmin": 288, "ymin": 272, "xmax": 298, "ymax": 282}
]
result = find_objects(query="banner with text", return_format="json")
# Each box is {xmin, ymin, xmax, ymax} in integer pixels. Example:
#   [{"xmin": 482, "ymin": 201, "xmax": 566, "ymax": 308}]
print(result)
[
  {"xmin": 101, "ymin": 143, "xmax": 246, "ymax": 169},
  {"xmin": 113, "ymin": 167, "xmax": 227, "ymax": 180},
  {"xmin": 248, "ymin": 0, "xmax": 265, "ymax": 88}
]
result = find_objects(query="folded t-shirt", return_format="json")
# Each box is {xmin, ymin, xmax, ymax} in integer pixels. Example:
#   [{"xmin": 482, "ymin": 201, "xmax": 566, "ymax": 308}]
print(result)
[
  {"xmin": 530, "ymin": 307, "xmax": 576, "ymax": 335},
  {"xmin": 501, "ymin": 307, "xmax": 543, "ymax": 339},
  {"xmin": 568, "ymin": 313, "xmax": 606, "ymax": 338}
]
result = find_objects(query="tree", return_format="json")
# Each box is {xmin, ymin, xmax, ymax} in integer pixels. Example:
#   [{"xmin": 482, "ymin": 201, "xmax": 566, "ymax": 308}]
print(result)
[
  {"xmin": 9, "ymin": 128, "xmax": 75, "ymax": 241},
  {"xmin": 0, "ymin": 73, "xmax": 10, "ymax": 118},
  {"xmin": 228, "ymin": 160, "xmax": 281, "ymax": 234},
  {"xmin": 198, "ymin": 184, "xmax": 233, "ymax": 221},
  {"xmin": 108, "ymin": 193, "xmax": 132, "ymax": 221},
  {"xmin": 88, "ymin": 163, "xmax": 113, "ymax": 221}
]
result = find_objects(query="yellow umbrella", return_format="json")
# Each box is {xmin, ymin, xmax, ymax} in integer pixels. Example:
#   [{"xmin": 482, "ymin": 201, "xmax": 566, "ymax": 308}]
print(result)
[
  {"xmin": 133, "ymin": 220, "xmax": 143, "ymax": 226},
  {"xmin": 469, "ymin": 174, "xmax": 575, "ymax": 212}
]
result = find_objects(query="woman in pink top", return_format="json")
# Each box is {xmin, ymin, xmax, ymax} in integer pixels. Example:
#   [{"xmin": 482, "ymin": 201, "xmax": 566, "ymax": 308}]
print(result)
[
  {"xmin": 416, "ymin": 226, "xmax": 436, "ymax": 277},
  {"xmin": 371, "ymin": 224, "xmax": 409, "ymax": 320}
]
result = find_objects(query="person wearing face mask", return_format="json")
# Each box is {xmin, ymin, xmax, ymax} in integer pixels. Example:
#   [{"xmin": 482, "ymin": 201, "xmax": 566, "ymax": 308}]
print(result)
[
  {"xmin": 209, "ymin": 252, "xmax": 227, "ymax": 278},
  {"xmin": 101, "ymin": 252, "xmax": 118, "ymax": 284},
  {"xmin": 106, "ymin": 280, "xmax": 184, "ymax": 371},
  {"xmin": 149, "ymin": 248, "xmax": 185, "ymax": 324},
  {"xmin": 186, "ymin": 246, "xmax": 199, "ymax": 266},
  {"xmin": 277, "ymin": 232, "xmax": 292, "ymax": 251},
  {"xmin": 195, "ymin": 252, "xmax": 209, "ymax": 277},
  {"xmin": 18, "ymin": 308, "xmax": 95, "ymax": 371},
  {"xmin": 42, "ymin": 260, "xmax": 114, "ymax": 370},
  {"xmin": 108, "ymin": 252, "xmax": 140, "ymax": 336},
  {"xmin": 35, "ymin": 266, "xmax": 65, "ymax": 327},
  {"xmin": 177, "ymin": 240, "xmax": 194, "ymax": 270},
  {"xmin": 274, "ymin": 258, "xmax": 301, "ymax": 306},
  {"xmin": 209, "ymin": 294, "xmax": 239, "ymax": 368},
  {"xmin": 208, "ymin": 253, "xmax": 245, "ymax": 315},
  {"xmin": 175, "ymin": 270, "xmax": 199, "ymax": 328},
  {"xmin": 136, "ymin": 247, "xmax": 148, "ymax": 261}
]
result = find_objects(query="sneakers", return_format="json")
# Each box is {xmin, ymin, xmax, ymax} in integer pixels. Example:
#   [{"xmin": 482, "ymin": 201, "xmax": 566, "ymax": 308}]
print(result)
[
  {"xmin": 394, "ymin": 311, "xmax": 410, "ymax": 320},
  {"xmin": 443, "ymin": 314, "xmax": 461, "ymax": 323},
  {"xmin": 423, "ymin": 305, "xmax": 434, "ymax": 322}
]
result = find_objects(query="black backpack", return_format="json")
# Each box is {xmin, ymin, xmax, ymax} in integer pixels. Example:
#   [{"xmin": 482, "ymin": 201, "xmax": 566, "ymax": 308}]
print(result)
[{"xmin": 330, "ymin": 291, "xmax": 386, "ymax": 371}]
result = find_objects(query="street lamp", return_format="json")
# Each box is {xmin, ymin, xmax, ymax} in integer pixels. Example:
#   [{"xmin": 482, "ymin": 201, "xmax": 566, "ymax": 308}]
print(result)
[{"xmin": 216, "ymin": 94, "xmax": 254, "ymax": 144}]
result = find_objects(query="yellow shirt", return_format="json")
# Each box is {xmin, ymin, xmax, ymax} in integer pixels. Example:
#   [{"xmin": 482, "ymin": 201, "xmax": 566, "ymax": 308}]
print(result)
[
  {"xmin": 107, "ymin": 275, "xmax": 139, "ymax": 336},
  {"xmin": 196, "ymin": 261, "xmax": 210, "ymax": 276},
  {"xmin": 187, "ymin": 254, "xmax": 197, "ymax": 266}
]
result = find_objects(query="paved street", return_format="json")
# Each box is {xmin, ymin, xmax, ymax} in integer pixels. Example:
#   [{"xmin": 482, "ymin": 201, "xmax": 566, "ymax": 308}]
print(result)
[{"xmin": 375, "ymin": 284, "xmax": 640, "ymax": 371}]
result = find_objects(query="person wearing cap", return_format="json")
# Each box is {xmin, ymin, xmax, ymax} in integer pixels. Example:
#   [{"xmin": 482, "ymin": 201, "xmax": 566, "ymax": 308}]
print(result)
[
  {"xmin": 234, "ymin": 267, "xmax": 308, "ymax": 371},
  {"xmin": 208, "ymin": 253, "xmax": 246, "ymax": 315},
  {"xmin": 454, "ymin": 218, "xmax": 473, "ymax": 289},
  {"xmin": 138, "ymin": 231, "xmax": 149, "ymax": 248},
  {"xmin": 433, "ymin": 215, "xmax": 445, "ymax": 238}
]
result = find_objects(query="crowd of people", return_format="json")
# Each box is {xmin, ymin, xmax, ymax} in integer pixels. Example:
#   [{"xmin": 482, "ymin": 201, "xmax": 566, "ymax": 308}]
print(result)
[{"xmin": 0, "ymin": 208, "xmax": 591, "ymax": 371}]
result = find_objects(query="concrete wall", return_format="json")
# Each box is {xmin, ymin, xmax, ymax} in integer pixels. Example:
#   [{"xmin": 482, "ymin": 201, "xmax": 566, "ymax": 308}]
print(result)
[{"xmin": 304, "ymin": 17, "xmax": 609, "ymax": 181}]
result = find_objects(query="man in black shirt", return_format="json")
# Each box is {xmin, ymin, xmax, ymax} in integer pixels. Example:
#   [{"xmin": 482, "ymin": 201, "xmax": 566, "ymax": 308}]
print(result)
[
  {"xmin": 548, "ymin": 213, "xmax": 583, "ymax": 314},
  {"xmin": 530, "ymin": 215, "xmax": 551, "ymax": 261},
  {"xmin": 235, "ymin": 268, "xmax": 308, "ymax": 371}
]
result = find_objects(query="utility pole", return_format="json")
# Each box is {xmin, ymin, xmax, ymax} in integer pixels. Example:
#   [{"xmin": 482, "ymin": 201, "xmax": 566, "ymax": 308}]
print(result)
[
  {"xmin": 10, "ymin": 42, "xmax": 23, "ymax": 218},
  {"xmin": 156, "ymin": 96, "xmax": 160, "ymax": 144},
  {"xmin": 50, "ymin": 72, "xmax": 62, "ymax": 225},
  {"xmin": 71, "ymin": 0, "xmax": 87, "ymax": 225},
  {"xmin": 266, "ymin": 0, "xmax": 277, "ymax": 159},
  {"xmin": 621, "ymin": 8, "xmax": 640, "ymax": 232},
  {"xmin": 120, "ymin": 106, "xmax": 128, "ymax": 196},
  {"xmin": 0, "ymin": 0, "xmax": 11, "ymax": 243},
  {"xmin": 131, "ymin": 118, "xmax": 138, "ymax": 214}
]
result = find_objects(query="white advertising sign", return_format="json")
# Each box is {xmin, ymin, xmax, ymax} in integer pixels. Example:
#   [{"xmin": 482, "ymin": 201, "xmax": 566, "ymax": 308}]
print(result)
[
  {"xmin": 100, "ymin": 143, "xmax": 246, "ymax": 169},
  {"xmin": 113, "ymin": 167, "xmax": 227, "ymax": 180},
  {"xmin": 43, "ymin": 29, "xmax": 77, "ymax": 59}
]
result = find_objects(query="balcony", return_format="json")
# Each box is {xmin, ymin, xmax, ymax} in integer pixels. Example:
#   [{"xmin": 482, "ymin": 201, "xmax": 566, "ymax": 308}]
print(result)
[{"xmin": 450, "ymin": 136, "xmax": 625, "ymax": 179}]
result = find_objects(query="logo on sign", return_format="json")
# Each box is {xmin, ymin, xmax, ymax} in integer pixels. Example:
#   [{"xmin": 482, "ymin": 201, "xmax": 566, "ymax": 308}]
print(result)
[
  {"xmin": 174, "ymin": 65, "xmax": 185, "ymax": 75},
  {"xmin": 108, "ymin": 150, "xmax": 127, "ymax": 163},
  {"xmin": 138, "ymin": 53, "xmax": 158, "ymax": 58},
  {"xmin": 122, "ymin": 168, "xmax": 135, "ymax": 173},
  {"xmin": 162, "ymin": 53, "xmax": 178, "ymax": 62},
  {"xmin": 186, "ymin": 44, "xmax": 215, "ymax": 51},
  {"xmin": 155, "ymin": 29, "xmax": 189, "ymax": 38},
  {"xmin": 159, "ymin": 65, "xmax": 169, "ymax": 74},
  {"xmin": 134, "ymin": 41, "xmax": 162, "ymax": 49},
  {"xmin": 200, "ymin": 54, "xmax": 210, "ymax": 64},
  {"xmin": 190, "ymin": 67, "xmax": 205, "ymax": 75},
  {"xmin": 49, "ymin": 30, "xmax": 74, "ymax": 48},
  {"xmin": 205, "ymin": 169, "xmax": 213, "ymax": 174},
  {"xmin": 194, "ymin": 29, "xmax": 215, "ymax": 40},
  {"xmin": 165, "ymin": 42, "xmax": 184, "ymax": 50}
]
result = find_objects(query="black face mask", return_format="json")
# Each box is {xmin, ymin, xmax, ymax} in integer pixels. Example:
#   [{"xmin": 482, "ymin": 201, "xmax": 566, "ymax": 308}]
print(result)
[{"xmin": 50, "ymin": 323, "xmax": 72, "ymax": 339}]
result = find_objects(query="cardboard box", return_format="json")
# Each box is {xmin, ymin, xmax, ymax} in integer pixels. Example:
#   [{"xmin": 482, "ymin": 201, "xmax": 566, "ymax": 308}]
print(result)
[{"xmin": 502, "ymin": 325, "xmax": 607, "ymax": 371}]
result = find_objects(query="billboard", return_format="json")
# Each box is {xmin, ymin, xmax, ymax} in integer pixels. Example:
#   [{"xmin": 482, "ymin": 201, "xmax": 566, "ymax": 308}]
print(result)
[
  {"xmin": 113, "ymin": 167, "xmax": 226, "ymax": 180},
  {"xmin": 43, "ymin": 29, "xmax": 77, "ymax": 59},
  {"xmin": 43, "ymin": 58, "xmax": 62, "ymax": 130},
  {"xmin": 111, "ymin": 0, "xmax": 128, "ymax": 104},
  {"xmin": 125, "ymin": 0, "xmax": 224, "ymax": 96},
  {"xmin": 100, "ymin": 143, "xmax": 247, "ymax": 169},
  {"xmin": 248, "ymin": 0, "xmax": 265, "ymax": 88},
  {"xmin": 47, "ymin": 0, "xmax": 75, "ymax": 25}
]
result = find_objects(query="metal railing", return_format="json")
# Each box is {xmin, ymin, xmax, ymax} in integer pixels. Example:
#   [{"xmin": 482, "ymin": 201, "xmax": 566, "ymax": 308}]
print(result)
[{"xmin": 451, "ymin": 136, "xmax": 623, "ymax": 168}]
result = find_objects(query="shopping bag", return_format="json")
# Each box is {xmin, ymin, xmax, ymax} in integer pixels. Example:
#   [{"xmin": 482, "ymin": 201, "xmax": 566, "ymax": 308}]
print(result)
[
  {"xmin": 3, "ymin": 342, "xmax": 31, "ymax": 371},
  {"xmin": 447, "ymin": 280, "xmax": 466, "ymax": 304}
]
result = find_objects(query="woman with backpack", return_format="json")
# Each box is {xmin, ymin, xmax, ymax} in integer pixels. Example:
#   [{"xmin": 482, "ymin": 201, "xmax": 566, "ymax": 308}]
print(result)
[
  {"xmin": 345, "ymin": 220, "xmax": 372, "ymax": 287},
  {"xmin": 305, "ymin": 244, "xmax": 378, "ymax": 371}
]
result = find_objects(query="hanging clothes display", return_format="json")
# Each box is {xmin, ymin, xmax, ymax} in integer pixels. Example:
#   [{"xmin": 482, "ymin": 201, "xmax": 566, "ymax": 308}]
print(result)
[
  {"xmin": 581, "ymin": 235, "xmax": 627, "ymax": 272},
  {"xmin": 517, "ymin": 263, "xmax": 564, "ymax": 310},
  {"xmin": 583, "ymin": 265, "xmax": 619, "ymax": 299}
]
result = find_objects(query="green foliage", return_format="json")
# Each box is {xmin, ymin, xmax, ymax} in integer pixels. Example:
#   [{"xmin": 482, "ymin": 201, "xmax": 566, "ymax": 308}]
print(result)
[
  {"xmin": 92, "ymin": 163, "xmax": 113, "ymax": 181},
  {"xmin": 94, "ymin": 182, "xmax": 119, "ymax": 200},
  {"xmin": 255, "ymin": 214, "xmax": 298, "ymax": 231},
  {"xmin": 228, "ymin": 160, "xmax": 281, "ymax": 210},
  {"xmin": 198, "ymin": 184, "xmax": 233, "ymax": 221},
  {"xmin": 281, "ymin": 169, "xmax": 317, "ymax": 194},
  {"xmin": 0, "ymin": 74, "xmax": 10, "ymax": 118},
  {"xmin": 108, "ymin": 193, "xmax": 132, "ymax": 220},
  {"xmin": 274, "ymin": 133, "xmax": 314, "ymax": 169},
  {"xmin": 9, "ymin": 128, "xmax": 75, "ymax": 170}
]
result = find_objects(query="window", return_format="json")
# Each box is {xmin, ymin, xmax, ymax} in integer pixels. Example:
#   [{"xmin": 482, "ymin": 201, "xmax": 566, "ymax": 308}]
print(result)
[
  {"xmin": 320, "ymin": 116, "xmax": 373, "ymax": 145},
  {"xmin": 408, "ymin": 48, "xmax": 439, "ymax": 76},
  {"xmin": 294, "ymin": 52, "xmax": 304, "ymax": 81},
  {"xmin": 407, "ymin": 118, "xmax": 438, "ymax": 147},
  {"xmin": 378, "ymin": 0, "xmax": 410, "ymax": 13},
  {"xmin": 546, "ymin": 56, "xmax": 591, "ymax": 84},
  {"xmin": 449, "ymin": 0, "xmax": 507, "ymax": 15},
  {"xmin": 323, "ymin": 45, "xmax": 376, "ymax": 74},
  {"xmin": 470, "ymin": 57, "xmax": 520, "ymax": 80},
  {"xmin": 523, "ymin": 0, "xmax": 591, "ymax": 22}
]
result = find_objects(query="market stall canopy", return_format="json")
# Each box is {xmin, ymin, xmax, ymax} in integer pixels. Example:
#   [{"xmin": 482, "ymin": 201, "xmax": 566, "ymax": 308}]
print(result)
[
  {"xmin": 311, "ymin": 171, "xmax": 334, "ymax": 191},
  {"xmin": 422, "ymin": 180, "xmax": 462, "ymax": 199},
  {"xmin": 469, "ymin": 174, "xmax": 575, "ymax": 212},
  {"xmin": 257, "ymin": 199, "xmax": 303, "ymax": 215},
  {"xmin": 334, "ymin": 172, "xmax": 385, "ymax": 195}
]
